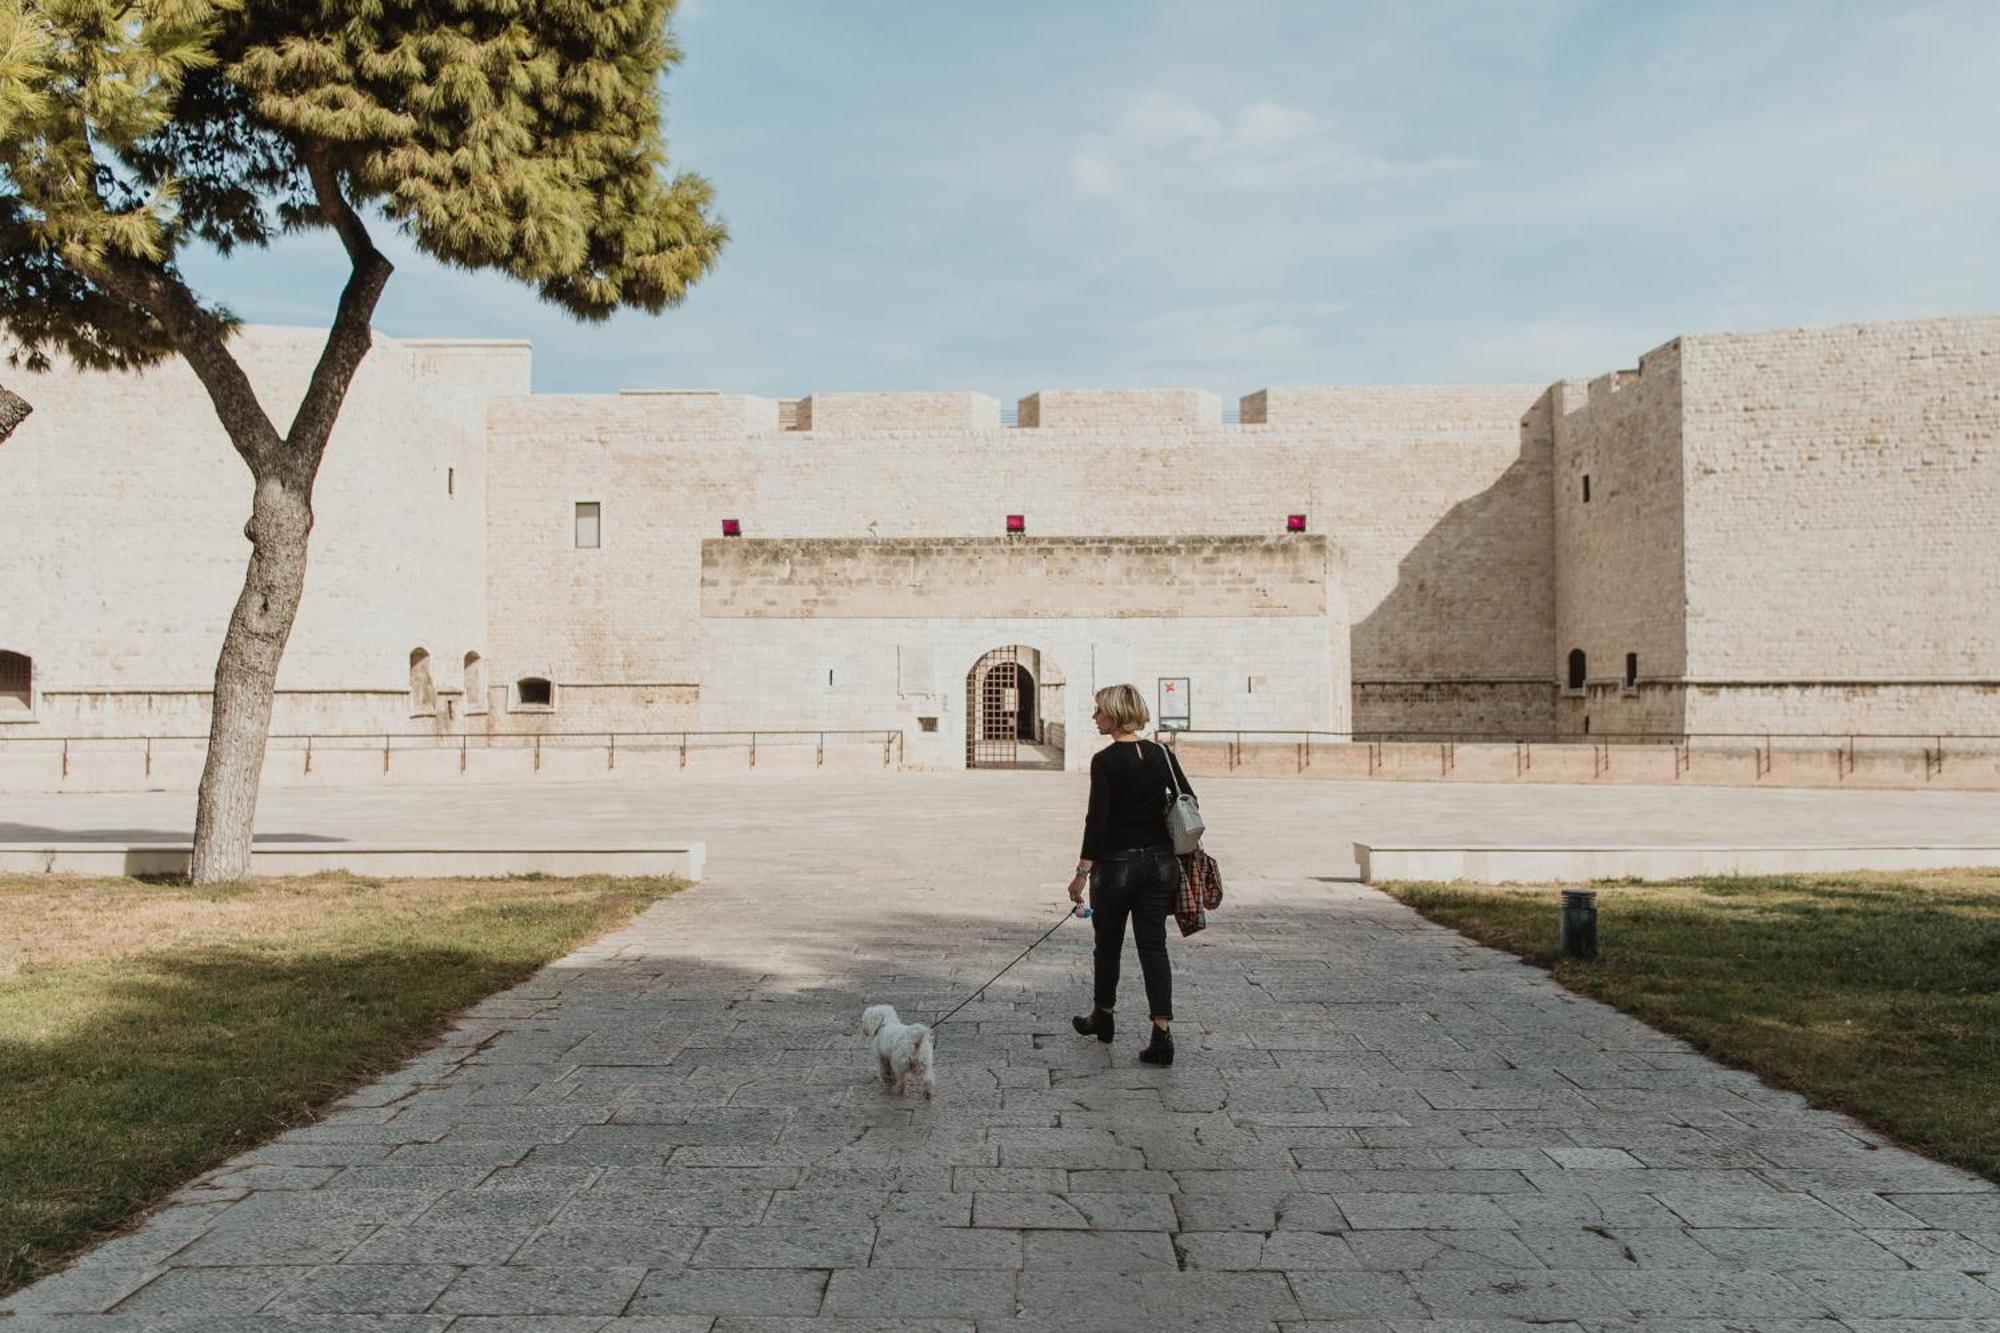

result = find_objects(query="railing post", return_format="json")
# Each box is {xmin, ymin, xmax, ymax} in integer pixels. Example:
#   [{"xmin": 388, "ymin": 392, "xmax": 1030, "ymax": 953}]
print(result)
[
  {"xmin": 61, "ymin": 738, "xmax": 69, "ymax": 779},
  {"xmin": 382, "ymin": 735, "xmax": 391, "ymax": 775},
  {"xmin": 679, "ymin": 732, "xmax": 688, "ymax": 767},
  {"xmin": 460, "ymin": 735, "xmax": 468, "ymax": 774},
  {"xmin": 533, "ymin": 734, "xmax": 541, "ymax": 773},
  {"xmin": 144, "ymin": 736, "xmax": 152, "ymax": 778},
  {"xmin": 608, "ymin": 732, "xmax": 617, "ymax": 770},
  {"xmin": 305, "ymin": 736, "xmax": 313, "ymax": 775},
  {"xmin": 817, "ymin": 732, "xmax": 825, "ymax": 768},
  {"xmin": 750, "ymin": 732, "xmax": 757, "ymax": 768}
]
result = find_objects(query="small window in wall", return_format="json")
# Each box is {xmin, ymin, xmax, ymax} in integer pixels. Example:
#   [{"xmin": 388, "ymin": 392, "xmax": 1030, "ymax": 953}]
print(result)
[
  {"xmin": 408, "ymin": 647, "xmax": 436, "ymax": 715},
  {"xmin": 575, "ymin": 501, "xmax": 601, "ymax": 549},
  {"xmin": 918, "ymin": 716, "xmax": 939, "ymax": 733},
  {"xmin": 1624, "ymin": 652, "xmax": 1638, "ymax": 689},
  {"xmin": 516, "ymin": 676, "xmax": 553, "ymax": 708},
  {"xmin": 463, "ymin": 651, "xmax": 485, "ymax": 713},
  {"xmin": 1566, "ymin": 648, "xmax": 1587, "ymax": 691},
  {"xmin": 1582, "ymin": 475, "xmax": 1591, "ymax": 503},
  {"xmin": 0, "ymin": 650, "xmax": 31, "ymax": 713},
  {"xmin": 447, "ymin": 467, "xmax": 455, "ymax": 496}
]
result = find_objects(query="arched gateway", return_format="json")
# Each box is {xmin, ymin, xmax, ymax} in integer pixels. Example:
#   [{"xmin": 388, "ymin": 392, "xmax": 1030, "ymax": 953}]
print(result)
[{"xmin": 965, "ymin": 645, "xmax": 1066, "ymax": 770}]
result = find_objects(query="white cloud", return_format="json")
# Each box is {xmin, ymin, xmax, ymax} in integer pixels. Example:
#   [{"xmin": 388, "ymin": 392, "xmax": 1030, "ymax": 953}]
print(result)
[
  {"xmin": 1068, "ymin": 135, "xmax": 1124, "ymax": 197},
  {"xmin": 1228, "ymin": 100, "xmax": 1315, "ymax": 154},
  {"xmin": 1072, "ymin": 91, "xmax": 1469, "ymax": 197},
  {"xmin": 1132, "ymin": 299, "xmax": 1357, "ymax": 378},
  {"xmin": 1117, "ymin": 91, "xmax": 1224, "ymax": 150}
]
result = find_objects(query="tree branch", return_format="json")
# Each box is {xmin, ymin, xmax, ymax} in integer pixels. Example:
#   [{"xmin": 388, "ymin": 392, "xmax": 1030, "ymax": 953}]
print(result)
[
  {"xmin": 288, "ymin": 151, "xmax": 393, "ymax": 467},
  {"xmin": 83, "ymin": 254, "xmax": 284, "ymax": 471},
  {"xmin": 303, "ymin": 149, "xmax": 380, "ymax": 272},
  {"xmin": 0, "ymin": 384, "xmax": 31, "ymax": 444}
]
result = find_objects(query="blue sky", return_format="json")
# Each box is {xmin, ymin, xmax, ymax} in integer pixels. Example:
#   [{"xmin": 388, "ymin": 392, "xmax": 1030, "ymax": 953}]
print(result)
[{"xmin": 186, "ymin": 0, "xmax": 2000, "ymax": 398}]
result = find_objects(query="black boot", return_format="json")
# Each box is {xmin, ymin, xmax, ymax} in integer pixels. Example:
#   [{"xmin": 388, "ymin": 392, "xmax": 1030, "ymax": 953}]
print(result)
[
  {"xmin": 1138, "ymin": 1025, "xmax": 1174, "ymax": 1066},
  {"xmin": 1071, "ymin": 1008, "xmax": 1115, "ymax": 1043}
]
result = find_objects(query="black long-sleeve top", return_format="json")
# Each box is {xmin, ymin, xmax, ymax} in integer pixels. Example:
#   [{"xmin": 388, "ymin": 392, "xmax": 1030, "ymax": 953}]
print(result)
[{"xmin": 1080, "ymin": 739, "xmax": 1196, "ymax": 859}]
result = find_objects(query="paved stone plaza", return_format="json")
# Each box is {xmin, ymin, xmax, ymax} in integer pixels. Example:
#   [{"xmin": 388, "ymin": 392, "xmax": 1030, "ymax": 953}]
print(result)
[{"xmin": 6, "ymin": 774, "xmax": 2000, "ymax": 1330}]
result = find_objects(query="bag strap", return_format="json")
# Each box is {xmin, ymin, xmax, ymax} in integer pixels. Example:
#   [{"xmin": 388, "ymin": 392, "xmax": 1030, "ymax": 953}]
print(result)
[{"xmin": 1151, "ymin": 739, "xmax": 1186, "ymax": 799}]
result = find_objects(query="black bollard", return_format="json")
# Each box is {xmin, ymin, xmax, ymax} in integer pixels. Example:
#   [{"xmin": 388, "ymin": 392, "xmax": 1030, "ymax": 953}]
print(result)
[{"xmin": 1561, "ymin": 888, "xmax": 1599, "ymax": 960}]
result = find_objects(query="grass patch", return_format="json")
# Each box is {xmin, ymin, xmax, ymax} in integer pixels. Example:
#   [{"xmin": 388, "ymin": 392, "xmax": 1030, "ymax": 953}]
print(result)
[
  {"xmin": 0, "ymin": 870, "xmax": 684, "ymax": 1295},
  {"xmin": 1382, "ymin": 870, "xmax": 2000, "ymax": 1182}
]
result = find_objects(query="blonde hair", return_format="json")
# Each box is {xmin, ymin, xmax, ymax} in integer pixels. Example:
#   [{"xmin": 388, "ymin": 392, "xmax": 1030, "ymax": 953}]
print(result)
[{"xmin": 1094, "ymin": 683, "xmax": 1151, "ymax": 734}]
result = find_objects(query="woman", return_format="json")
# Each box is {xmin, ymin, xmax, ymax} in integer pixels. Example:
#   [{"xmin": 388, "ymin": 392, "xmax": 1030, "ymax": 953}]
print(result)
[{"xmin": 1067, "ymin": 683, "xmax": 1194, "ymax": 1066}]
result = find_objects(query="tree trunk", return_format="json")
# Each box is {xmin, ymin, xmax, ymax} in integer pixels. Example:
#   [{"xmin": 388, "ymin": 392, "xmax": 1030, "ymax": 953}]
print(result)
[
  {"xmin": 0, "ymin": 384, "xmax": 30, "ymax": 443},
  {"xmin": 188, "ymin": 473, "xmax": 315, "ymax": 883}
]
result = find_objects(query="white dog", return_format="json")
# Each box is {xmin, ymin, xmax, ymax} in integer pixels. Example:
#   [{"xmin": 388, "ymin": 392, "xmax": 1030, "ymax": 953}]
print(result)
[{"xmin": 860, "ymin": 1004, "xmax": 936, "ymax": 1100}]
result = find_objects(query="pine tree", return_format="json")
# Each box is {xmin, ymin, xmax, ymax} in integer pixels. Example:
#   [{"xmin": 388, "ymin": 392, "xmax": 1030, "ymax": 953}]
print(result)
[{"xmin": 0, "ymin": 0, "xmax": 724, "ymax": 880}]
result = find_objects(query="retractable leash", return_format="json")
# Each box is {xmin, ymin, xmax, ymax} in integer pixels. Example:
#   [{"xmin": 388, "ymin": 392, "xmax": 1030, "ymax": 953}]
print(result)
[{"xmin": 929, "ymin": 901, "xmax": 1092, "ymax": 1030}]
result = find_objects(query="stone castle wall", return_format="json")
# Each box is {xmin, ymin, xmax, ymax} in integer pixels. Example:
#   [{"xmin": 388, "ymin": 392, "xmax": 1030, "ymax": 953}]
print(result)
[
  {"xmin": 1550, "ymin": 342, "xmax": 1690, "ymax": 739},
  {"xmin": 0, "ymin": 328, "xmax": 525, "ymax": 736},
  {"xmin": 479, "ymin": 381, "xmax": 1548, "ymax": 753},
  {"xmin": 1677, "ymin": 319, "xmax": 2000, "ymax": 736},
  {"xmin": 695, "ymin": 536, "xmax": 1344, "ymax": 768},
  {"xmin": 5, "ymin": 315, "xmax": 1998, "ymax": 772}
]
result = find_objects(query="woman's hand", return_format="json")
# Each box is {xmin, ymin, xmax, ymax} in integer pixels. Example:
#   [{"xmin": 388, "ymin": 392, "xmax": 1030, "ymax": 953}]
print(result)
[{"xmin": 1067, "ymin": 873, "xmax": 1087, "ymax": 905}]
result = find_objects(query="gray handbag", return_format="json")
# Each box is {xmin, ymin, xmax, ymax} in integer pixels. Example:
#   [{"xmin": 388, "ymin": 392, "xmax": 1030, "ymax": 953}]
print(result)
[{"xmin": 1151, "ymin": 740, "xmax": 1205, "ymax": 854}]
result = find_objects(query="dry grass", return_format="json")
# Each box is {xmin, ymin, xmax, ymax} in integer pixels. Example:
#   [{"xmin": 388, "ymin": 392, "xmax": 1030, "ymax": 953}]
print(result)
[
  {"xmin": 1382, "ymin": 869, "xmax": 2000, "ymax": 1183},
  {"xmin": 0, "ymin": 871, "xmax": 684, "ymax": 1295}
]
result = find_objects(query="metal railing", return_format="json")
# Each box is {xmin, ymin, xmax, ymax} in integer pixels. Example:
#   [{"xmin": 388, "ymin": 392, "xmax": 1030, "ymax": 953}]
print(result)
[
  {"xmin": 1163, "ymin": 728, "xmax": 2000, "ymax": 779},
  {"xmin": 0, "ymin": 728, "xmax": 907, "ymax": 777}
]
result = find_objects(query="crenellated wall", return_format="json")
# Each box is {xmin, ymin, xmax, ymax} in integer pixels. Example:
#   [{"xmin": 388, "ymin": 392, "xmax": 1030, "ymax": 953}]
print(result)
[
  {"xmin": 7, "ymin": 314, "xmax": 1996, "ymax": 771},
  {"xmin": 1551, "ymin": 341, "xmax": 1690, "ymax": 740},
  {"xmin": 480, "ymin": 378, "xmax": 1546, "ymax": 750}
]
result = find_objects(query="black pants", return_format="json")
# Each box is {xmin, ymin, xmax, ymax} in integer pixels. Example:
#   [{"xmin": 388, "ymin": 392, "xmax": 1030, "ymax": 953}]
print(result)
[{"xmin": 1090, "ymin": 843, "xmax": 1175, "ymax": 1021}]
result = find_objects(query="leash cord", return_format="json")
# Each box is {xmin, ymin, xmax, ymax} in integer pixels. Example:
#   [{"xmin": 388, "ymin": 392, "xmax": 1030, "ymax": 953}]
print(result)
[{"xmin": 930, "ymin": 903, "xmax": 1082, "ymax": 1029}]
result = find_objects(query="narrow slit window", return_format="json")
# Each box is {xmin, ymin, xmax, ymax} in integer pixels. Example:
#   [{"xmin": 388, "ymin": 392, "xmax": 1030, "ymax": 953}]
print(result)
[
  {"xmin": 1567, "ymin": 648, "xmax": 1587, "ymax": 691},
  {"xmin": 574, "ymin": 501, "xmax": 601, "ymax": 549},
  {"xmin": 1625, "ymin": 652, "xmax": 1638, "ymax": 688},
  {"xmin": 447, "ymin": 467, "xmax": 455, "ymax": 496},
  {"xmin": 1582, "ymin": 474, "xmax": 1591, "ymax": 503}
]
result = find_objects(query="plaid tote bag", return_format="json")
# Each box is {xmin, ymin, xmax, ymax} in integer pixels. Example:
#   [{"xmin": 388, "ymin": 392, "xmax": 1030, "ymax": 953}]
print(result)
[{"xmin": 1173, "ymin": 848, "xmax": 1224, "ymax": 937}]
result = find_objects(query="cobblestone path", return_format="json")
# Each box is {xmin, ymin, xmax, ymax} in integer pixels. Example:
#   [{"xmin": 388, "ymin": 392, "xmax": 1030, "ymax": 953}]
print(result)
[{"xmin": 6, "ymin": 775, "xmax": 1998, "ymax": 1330}]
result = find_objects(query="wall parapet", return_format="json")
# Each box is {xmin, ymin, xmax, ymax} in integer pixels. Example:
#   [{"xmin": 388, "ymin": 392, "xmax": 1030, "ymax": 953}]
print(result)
[
  {"xmin": 794, "ymin": 391, "xmax": 1001, "ymax": 433},
  {"xmin": 1240, "ymin": 384, "xmax": 1546, "ymax": 430},
  {"xmin": 1017, "ymin": 389, "xmax": 1221, "ymax": 429},
  {"xmin": 497, "ymin": 392, "xmax": 780, "ymax": 434}
]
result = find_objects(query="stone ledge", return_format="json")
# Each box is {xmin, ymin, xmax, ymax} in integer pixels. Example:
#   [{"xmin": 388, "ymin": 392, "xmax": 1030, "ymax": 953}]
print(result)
[
  {"xmin": 1353, "ymin": 841, "xmax": 2000, "ymax": 884},
  {"xmin": 0, "ymin": 841, "xmax": 705, "ymax": 880}
]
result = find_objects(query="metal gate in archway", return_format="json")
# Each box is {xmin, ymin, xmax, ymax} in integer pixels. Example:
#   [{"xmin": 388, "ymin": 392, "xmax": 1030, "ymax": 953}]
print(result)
[{"xmin": 968, "ymin": 645, "xmax": 1061, "ymax": 769}]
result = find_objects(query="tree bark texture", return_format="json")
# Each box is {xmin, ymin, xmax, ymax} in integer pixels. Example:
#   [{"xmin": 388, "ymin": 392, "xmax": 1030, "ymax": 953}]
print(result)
[
  {"xmin": 77, "ymin": 158, "xmax": 394, "ymax": 883},
  {"xmin": 189, "ymin": 476, "xmax": 315, "ymax": 882},
  {"xmin": 0, "ymin": 384, "xmax": 30, "ymax": 443}
]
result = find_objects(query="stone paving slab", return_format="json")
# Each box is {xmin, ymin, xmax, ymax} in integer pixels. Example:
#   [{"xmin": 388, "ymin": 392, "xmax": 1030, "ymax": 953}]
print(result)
[{"xmin": 6, "ymin": 773, "xmax": 2000, "ymax": 1329}]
